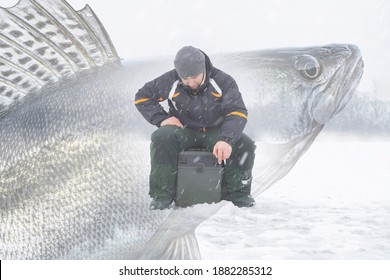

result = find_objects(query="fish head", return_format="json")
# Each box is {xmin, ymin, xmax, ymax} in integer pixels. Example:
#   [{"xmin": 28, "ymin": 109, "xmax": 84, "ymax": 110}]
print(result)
[
  {"xmin": 300, "ymin": 44, "xmax": 364, "ymax": 125},
  {"xmin": 217, "ymin": 44, "xmax": 364, "ymax": 143}
]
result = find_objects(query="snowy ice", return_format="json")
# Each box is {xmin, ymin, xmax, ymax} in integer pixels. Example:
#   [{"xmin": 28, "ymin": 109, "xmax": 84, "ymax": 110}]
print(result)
[{"xmin": 197, "ymin": 140, "xmax": 390, "ymax": 259}]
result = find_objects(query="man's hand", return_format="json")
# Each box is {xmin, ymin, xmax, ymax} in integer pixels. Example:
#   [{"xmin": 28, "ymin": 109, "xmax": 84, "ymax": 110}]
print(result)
[
  {"xmin": 213, "ymin": 141, "xmax": 232, "ymax": 164},
  {"xmin": 161, "ymin": 116, "xmax": 184, "ymax": 128}
]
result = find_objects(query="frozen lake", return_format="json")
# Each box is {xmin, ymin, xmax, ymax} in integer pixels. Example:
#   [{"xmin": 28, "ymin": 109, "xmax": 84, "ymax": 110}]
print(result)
[{"xmin": 197, "ymin": 140, "xmax": 390, "ymax": 259}]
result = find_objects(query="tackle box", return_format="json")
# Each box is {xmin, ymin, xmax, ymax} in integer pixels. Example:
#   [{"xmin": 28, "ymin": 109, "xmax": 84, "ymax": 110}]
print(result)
[{"xmin": 175, "ymin": 150, "xmax": 224, "ymax": 207}]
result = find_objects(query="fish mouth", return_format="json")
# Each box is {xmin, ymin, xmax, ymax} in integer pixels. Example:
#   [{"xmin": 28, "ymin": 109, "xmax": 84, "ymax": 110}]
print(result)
[{"xmin": 312, "ymin": 44, "xmax": 364, "ymax": 124}]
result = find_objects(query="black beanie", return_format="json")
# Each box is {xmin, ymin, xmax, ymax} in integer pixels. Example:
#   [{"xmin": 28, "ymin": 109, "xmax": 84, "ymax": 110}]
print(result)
[{"xmin": 174, "ymin": 46, "xmax": 205, "ymax": 78}]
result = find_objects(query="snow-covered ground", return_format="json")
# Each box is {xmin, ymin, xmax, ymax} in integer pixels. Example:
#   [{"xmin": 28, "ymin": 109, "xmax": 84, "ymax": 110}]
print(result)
[{"xmin": 196, "ymin": 139, "xmax": 390, "ymax": 259}]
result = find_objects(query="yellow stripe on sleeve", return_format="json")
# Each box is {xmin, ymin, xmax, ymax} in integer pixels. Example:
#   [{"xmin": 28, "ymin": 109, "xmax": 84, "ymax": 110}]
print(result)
[
  {"xmin": 134, "ymin": 98, "xmax": 151, "ymax": 105},
  {"xmin": 226, "ymin": 111, "xmax": 248, "ymax": 119}
]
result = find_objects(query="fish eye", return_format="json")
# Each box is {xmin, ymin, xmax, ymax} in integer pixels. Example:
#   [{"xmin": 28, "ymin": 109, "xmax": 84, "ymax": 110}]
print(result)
[{"xmin": 295, "ymin": 55, "xmax": 321, "ymax": 79}]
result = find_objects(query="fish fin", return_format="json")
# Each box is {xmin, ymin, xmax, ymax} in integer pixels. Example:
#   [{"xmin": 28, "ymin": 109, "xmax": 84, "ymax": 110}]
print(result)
[
  {"xmin": 142, "ymin": 229, "xmax": 202, "ymax": 260},
  {"xmin": 141, "ymin": 204, "xmax": 224, "ymax": 259},
  {"xmin": 161, "ymin": 229, "xmax": 202, "ymax": 260},
  {"xmin": 0, "ymin": 0, "xmax": 119, "ymax": 114},
  {"xmin": 142, "ymin": 230, "xmax": 201, "ymax": 260}
]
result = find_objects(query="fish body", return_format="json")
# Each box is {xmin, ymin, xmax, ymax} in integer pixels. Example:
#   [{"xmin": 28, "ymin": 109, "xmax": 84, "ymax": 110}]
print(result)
[{"xmin": 0, "ymin": 0, "xmax": 363, "ymax": 259}]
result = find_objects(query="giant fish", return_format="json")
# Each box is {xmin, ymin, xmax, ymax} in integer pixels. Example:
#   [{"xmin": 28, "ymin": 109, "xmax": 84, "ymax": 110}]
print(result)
[{"xmin": 0, "ymin": 0, "xmax": 363, "ymax": 259}]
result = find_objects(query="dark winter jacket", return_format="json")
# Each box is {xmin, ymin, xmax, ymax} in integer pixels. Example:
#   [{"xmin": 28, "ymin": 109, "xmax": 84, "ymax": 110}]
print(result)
[{"xmin": 134, "ymin": 52, "xmax": 248, "ymax": 146}]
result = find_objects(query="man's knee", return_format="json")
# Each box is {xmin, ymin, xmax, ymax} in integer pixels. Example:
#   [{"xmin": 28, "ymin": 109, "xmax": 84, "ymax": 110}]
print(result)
[
  {"xmin": 232, "ymin": 134, "xmax": 256, "ymax": 168},
  {"xmin": 151, "ymin": 126, "xmax": 180, "ymax": 143}
]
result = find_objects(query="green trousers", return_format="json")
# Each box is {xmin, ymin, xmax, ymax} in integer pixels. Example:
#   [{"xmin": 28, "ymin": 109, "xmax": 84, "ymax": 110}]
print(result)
[{"xmin": 149, "ymin": 126, "xmax": 256, "ymax": 199}]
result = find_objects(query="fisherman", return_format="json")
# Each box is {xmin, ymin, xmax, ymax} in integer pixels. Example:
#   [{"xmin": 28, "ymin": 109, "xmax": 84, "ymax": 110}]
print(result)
[{"xmin": 135, "ymin": 46, "xmax": 256, "ymax": 210}]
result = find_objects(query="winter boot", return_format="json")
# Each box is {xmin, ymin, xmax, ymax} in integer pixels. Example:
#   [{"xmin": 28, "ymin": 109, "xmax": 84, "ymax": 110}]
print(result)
[
  {"xmin": 149, "ymin": 197, "xmax": 174, "ymax": 210},
  {"xmin": 230, "ymin": 193, "xmax": 255, "ymax": 207}
]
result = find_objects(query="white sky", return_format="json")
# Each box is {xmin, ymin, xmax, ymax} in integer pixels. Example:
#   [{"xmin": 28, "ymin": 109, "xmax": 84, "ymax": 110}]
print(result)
[{"xmin": 2, "ymin": 0, "xmax": 390, "ymax": 98}]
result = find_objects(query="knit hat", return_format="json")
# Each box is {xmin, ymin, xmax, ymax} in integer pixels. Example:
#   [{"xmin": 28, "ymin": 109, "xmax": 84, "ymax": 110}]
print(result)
[{"xmin": 174, "ymin": 46, "xmax": 205, "ymax": 78}]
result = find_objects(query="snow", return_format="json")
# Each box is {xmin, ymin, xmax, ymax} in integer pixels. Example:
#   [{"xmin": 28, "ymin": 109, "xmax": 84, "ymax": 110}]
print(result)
[{"xmin": 197, "ymin": 139, "xmax": 390, "ymax": 259}]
